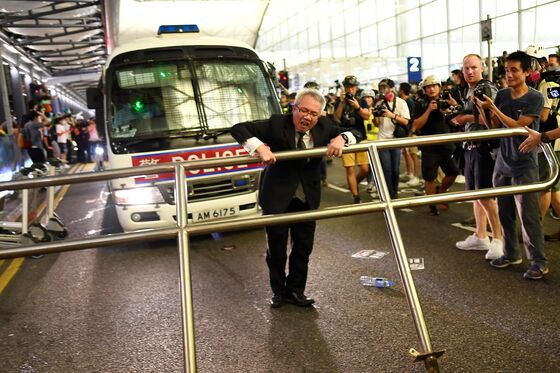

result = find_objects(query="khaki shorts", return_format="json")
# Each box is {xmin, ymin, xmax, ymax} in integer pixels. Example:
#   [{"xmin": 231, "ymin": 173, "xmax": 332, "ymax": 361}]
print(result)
[{"xmin": 342, "ymin": 151, "xmax": 369, "ymax": 167}]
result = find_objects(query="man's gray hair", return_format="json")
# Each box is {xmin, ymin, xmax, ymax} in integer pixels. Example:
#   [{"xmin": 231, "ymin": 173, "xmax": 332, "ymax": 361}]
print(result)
[{"xmin": 294, "ymin": 88, "xmax": 326, "ymax": 111}]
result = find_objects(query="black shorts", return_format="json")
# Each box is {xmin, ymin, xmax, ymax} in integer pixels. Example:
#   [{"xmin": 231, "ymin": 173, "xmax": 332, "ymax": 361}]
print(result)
[
  {"xmin": 421, "ymin": 150, "xmax": 459, "ymax": 182},
  {"xmin": 58, "ymin": 142, "xmax": 67, "ymax": 154},
  {"xmin": 464, "ymin": 147, "xmax": 495, "ymax": 190}
]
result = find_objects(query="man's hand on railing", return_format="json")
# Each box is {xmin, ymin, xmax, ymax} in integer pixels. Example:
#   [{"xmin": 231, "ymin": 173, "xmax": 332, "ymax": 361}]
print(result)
[
  {"xmin": 519, "ymin": 126, "xmax": 541, "ymax": 153},
  {"xmin": 326, "ymin": 135, "xmax": 345, "ymax": 158},
  {"xmin": 255, "ymin": 144, "xmax": 276, "ymax": 164}
]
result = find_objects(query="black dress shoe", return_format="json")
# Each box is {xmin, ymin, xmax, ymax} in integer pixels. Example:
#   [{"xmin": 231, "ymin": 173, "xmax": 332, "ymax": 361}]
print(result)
[
  {"xmin": 270, "ymin": 294, "xmax": 284, "ymax": 308},
  {"xmin": 284, "ymin": 292, "xmax": 315, "ymax": 307},
  {"xmin": 545, "ymin": 232, "xmax": 560, "ymax": 242}
]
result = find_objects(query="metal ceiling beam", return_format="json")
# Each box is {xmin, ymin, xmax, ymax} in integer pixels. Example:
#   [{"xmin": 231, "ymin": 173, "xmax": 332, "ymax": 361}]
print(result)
[
  {"xmin": 0, "ymin": 2, "xmax": 101, "ymax": 26},
  {"xmin": 14, "ymin": 26, "xmax": 102, "ymax": 45}
]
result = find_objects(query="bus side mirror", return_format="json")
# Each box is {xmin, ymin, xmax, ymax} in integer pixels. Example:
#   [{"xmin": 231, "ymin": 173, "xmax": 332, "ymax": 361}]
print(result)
[{"xmin": 87, "ymin": 87, "xmax": 102, "ymax": 110}]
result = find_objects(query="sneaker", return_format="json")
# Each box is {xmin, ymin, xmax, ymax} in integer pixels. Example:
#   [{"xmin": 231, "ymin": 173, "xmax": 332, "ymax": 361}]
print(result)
[
  {"xmin": 456, "ymin": 234, "xmax": 490, "ymax": 251},
  {"xmin": 407, "ymin": 176, "xmax": 420, "ymax": 186},
  {"xmin": 455, "ymin": 175, "xmax": 465, "ymax": 184},
  {"xmin": 485, "ymin": 239, "xmax": 504, "ymax": 260},
  {"xmin": 489, "ymin": 256, "xmax": 523, "ymax": 268},
  {"xmin": 550, "ymin": 209, "xmax": 560, "ymax": 220},
  {"xmin": 366, "ymin": 182, "xmax": 375, "ymax": 193},
  {"xmin": 523, "ymin": 263, "xmax": 549, "ymax": 280},
  {"xmin": 353, "ymin": 195, "xmax": 361, "ymax": 204}
]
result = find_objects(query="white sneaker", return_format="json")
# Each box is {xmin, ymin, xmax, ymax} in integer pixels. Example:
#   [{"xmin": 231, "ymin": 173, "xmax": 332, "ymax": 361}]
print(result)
[
  {"xmin": 455, "ymin": 175, "xmax": 465, "ymax": 184},
  {"xmin": 485, "ymin": 239, "xmax": 504, "ymax": 260},
  {"xmin": 456, "ymin": 234, "xmax": 490, "ymax": 251},
  {"xmin": 366, "ymin": 182, "xmax": 375, "ymax": 193},
  {"xmin": 407, "ymin": 176, "xmax": 420, "ymax": 186}
]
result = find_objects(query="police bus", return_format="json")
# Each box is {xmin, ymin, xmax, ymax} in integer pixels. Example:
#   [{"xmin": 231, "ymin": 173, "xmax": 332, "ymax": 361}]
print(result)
[{"xmin": 87, "ymin": 25, "xmax": 281, "ymax": 231}]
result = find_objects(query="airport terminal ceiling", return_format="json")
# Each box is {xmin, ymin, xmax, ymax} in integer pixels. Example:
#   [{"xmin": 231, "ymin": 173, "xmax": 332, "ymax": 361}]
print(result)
[{"xmin": 1, "ymin": 0, "xmax": 559, "ymax": 104}]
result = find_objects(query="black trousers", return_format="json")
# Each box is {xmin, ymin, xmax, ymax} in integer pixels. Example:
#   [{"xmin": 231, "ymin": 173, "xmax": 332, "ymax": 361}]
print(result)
[{"xmin": 264, "ymin": 198, "xmax": 316, "ymax": 295}]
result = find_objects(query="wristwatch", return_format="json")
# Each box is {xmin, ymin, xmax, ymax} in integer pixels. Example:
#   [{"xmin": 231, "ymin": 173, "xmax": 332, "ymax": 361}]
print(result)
[
  {"xmin": 541, "ymin": 132, "xmax": 551, "ymax": 143},
  {"xmin": 341, "ymin": 133, "xmax": 349, "ymax": 144}
]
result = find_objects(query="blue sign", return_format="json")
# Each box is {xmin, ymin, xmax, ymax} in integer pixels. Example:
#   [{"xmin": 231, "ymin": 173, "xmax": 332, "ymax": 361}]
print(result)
[{"xmin": 407, "ymin": 57, "xmax": 422, "ymax": 83}]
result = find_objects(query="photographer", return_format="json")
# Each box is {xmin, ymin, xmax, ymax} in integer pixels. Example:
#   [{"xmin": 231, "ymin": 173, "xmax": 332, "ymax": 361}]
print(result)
[
  {"xmin": 412, "ymin": 75, "xmax": 458, "ymax": 216},
  {"xmin": 334, "ymin": 75, "xmax": 371, "ymax": 203},
  {"xmin": 452, "ymin": 54, "xmax": 503, "ymax": 259},
  {"xmin": 373, "ymin": 78, "xmax": 411, "ymax": 199}
]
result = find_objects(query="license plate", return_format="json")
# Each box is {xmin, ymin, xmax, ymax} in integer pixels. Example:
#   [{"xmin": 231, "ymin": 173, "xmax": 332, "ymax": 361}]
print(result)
[{"xmin": 192, "ymin": 207, "xmax": 239, "ymax": 222}]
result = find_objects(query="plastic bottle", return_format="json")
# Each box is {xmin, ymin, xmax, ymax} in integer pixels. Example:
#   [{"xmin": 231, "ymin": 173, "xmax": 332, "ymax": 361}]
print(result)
[{"xmin": 360, "ymin": 276, "xmax": 393, "ymax": 288}]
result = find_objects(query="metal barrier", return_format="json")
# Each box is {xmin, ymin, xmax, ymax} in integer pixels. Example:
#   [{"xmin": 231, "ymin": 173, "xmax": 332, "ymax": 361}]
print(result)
[{"xmin": 0, "ymin": 128, "xmax": 558, "ymax": 373}]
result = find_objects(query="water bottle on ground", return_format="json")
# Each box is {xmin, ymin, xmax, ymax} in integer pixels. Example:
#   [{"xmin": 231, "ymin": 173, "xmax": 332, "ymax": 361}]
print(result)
[{"xmin": 360, "ymin": 276, "xmax": 393, "ymax": 288}]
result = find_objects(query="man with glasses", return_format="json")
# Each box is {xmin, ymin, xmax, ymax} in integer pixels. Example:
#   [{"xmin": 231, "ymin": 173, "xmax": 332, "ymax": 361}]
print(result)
[{"xmin": 232, "ymin": 89, "xmax": 363, "ymax": 308}]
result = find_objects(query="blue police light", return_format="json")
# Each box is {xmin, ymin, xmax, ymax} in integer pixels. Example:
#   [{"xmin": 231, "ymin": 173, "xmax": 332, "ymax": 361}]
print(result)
[{"xmin": 158, "ymin": 25, "xmax": 200, "ymax": 35}]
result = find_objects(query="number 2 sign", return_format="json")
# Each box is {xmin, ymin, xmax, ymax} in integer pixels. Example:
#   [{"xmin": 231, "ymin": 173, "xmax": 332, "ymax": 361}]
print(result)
[{"xmin": 407, "ymin": 57, "xmax": 422, "ymax": 83}]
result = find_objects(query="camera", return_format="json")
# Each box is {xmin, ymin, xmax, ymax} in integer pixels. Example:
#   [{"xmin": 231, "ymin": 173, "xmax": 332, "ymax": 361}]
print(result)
[
  {"xmin": 345, "ymin": 92, "xmax": 354, "ymax": 103},
  {"xmin": 473, "ymin": 82, "xmax": 493, "ymax": 101},
  {"xmin": 437, "ymin": 97, "xmax": 451, "ymax": 110},
  {"xmin": 373, "ymin": 103, "xmax": 385, "ymax": 117},
  {"xmin": 441, "ymin": 90, "xmax": 452, "ymax": 99}
]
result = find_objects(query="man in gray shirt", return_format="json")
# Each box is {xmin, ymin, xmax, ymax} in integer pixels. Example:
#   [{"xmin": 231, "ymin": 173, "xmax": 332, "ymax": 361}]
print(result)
[{"xmin": 476, "ymin": 51, "xmax": 547, "ymax": 280}]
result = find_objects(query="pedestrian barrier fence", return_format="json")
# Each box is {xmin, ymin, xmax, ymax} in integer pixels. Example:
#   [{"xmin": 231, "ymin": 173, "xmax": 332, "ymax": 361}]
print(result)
[{"xmin": 0, "ymin": 128, "xmax": 558, "ymax": 373}]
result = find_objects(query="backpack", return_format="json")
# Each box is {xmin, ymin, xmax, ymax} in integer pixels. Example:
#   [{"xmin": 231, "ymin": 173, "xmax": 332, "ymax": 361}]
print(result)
[{"xmin": 18, "ymin": 126, "xmax": 31, "ymax": 149}]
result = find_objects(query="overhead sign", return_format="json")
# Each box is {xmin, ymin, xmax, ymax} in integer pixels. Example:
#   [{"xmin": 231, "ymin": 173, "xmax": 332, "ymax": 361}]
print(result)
[{"xmin": 407, "ymin": 57, "xmax": 422, "ymax": 83}]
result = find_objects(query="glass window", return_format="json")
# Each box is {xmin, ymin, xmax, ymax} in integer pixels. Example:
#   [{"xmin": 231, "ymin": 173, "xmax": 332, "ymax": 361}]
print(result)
[
  {"xmin": 534, "ymin": 2, "xmax": 560, "ymax": 48},
  {"xmin": 360, "ymin": 24, "xmax": 378, "ymax": 55},
  {"xmin": 332, "ymin": 37, "xmax": 346, "ymax": 58},
  {"xmin": 494, "ymin": 14, "xmax": 518, "ymax": 52},
  {"xmin": 421, "ymin": 33, "xmax": 448, "ymax": 71},
  {"xmin": 345, "ymin": 31, "xmax": 361, "ymax": 57},
  {"xmin": 319, "ymin": 20, "xmax": 331, "ymax": 44},
  {"xmin": 398, "ymin": 8, "xmax": 420, "ymax": 43},
  {"xmin": 448, "ymin": 1, "xmax": 480, "ymax": 29},
  {"xmin": 320, "ymin": 42, "xmax": 332, "ymax": 59},
  {"xmin": 376, "ymin": 0, "xmax": 394, "ymax": 20},
  {"xmin": 378, "ymin": 18, "xmax": 396, "ymax": 49},
  {"xmin": 399, "ymin": 42, "xmax": 422, "ymax": 59},
  {"xmin": 345, "ymin": 5, "xmax": 360, "ymax": 34},
  {"xmin": 331, "ymin": 15, "xmax": 344, "ymax": 39},
  {"xmin": 421, "ymin": 0, "xmax": 447, "ymax": 36},
  {"xmin": 308, "ymin": 23, "xmax": 319, "ymax": 47},
  {"xmin": 359, "ymin": 0, "xmax": 376, "ymax": 28}
]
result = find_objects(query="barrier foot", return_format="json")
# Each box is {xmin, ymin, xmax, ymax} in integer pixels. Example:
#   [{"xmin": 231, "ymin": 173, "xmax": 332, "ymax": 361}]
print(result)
[{"xmin": 409, "ymin": 348, "xmax": 445, "ymax": 373}]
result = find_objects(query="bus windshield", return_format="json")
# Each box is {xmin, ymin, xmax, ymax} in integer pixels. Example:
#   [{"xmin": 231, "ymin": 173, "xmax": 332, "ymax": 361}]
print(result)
[{"xmin": 108, "ymin": 59, "xmax": 279, "ymax": 141}]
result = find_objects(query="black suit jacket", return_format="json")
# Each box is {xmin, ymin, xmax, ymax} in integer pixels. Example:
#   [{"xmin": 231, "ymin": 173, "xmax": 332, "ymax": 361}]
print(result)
[{"xmin": 231, "ymin": 114, "xmax": 362, "ymax": 214}]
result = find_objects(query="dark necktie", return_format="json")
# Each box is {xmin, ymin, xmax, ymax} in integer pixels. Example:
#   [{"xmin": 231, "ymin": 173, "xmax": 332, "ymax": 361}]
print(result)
[{"xmin": 297, "ymin": 131, "xmax": 306, "ymax": 150}]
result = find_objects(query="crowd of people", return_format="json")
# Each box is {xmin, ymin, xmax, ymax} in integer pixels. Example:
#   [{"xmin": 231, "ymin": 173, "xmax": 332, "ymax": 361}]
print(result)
[
  {"xmin": 4, "ymin": 101, "xmax": 101, "ymax": 167},
  {"xmin": 261, "ymin": 43, "xmax": 560, "ymax": 307}
]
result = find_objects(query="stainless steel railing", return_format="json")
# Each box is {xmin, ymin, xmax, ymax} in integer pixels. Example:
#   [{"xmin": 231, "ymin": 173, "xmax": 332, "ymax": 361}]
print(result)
[{"xmin": 0, "ymin": 127, "xmax": 558, "ymax": 373}]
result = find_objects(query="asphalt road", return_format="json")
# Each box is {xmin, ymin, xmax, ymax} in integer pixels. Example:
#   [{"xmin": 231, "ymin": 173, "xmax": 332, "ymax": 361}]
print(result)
[{"xmin": 1, "ymin": 158, "xmax": 559, "ymax": 372}]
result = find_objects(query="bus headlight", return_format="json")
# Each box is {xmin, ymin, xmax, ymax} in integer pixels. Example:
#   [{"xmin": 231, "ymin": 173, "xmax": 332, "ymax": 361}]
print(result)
[{"xmin": 114, "ymin": 187, "xmax": 165, "ymax": 205}]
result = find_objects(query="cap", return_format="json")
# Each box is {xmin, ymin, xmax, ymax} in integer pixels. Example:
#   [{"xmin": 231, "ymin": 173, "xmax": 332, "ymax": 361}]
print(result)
[
  {"xmin": 525, "ymin": 44, "xmax": 547, "ymax": 60},
  {"xmin": 360, "ymin": 89, "xmax": 375, "ymax": 98},
  {"xmin": 342, "ymin": 75, "xmax": 359, "ymax": 86},
  {"xmin": 422, "ymin": 75, "xmax": 441, "ymax": 87}
]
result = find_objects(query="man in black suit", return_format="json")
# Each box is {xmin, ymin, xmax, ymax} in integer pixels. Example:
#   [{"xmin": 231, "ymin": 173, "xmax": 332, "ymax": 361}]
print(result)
[{"xmin": 231, "ymin": 89, "xmax": 362, "ymax": 308}]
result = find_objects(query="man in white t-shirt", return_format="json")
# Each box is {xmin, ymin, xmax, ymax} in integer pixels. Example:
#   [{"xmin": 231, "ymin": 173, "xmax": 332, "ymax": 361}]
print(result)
[
  {"xmin": 373, "ymin": 78, "xmax": 411, "ymax": 199},
  {"xmin": 56, "ymin": 114, "xmax": 71, "ymax": 162}
]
